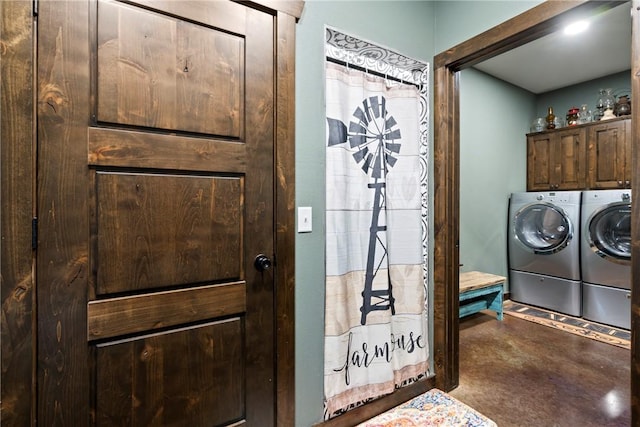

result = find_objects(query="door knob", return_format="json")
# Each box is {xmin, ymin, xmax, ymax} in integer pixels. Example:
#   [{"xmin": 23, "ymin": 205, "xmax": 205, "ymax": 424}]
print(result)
[{"xmin": 254, "ymin": 254, "xmax": 272, "ymax": 272}]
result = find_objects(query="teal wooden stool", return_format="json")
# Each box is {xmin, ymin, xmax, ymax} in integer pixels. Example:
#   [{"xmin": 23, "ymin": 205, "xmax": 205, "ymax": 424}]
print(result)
[{"xmin": 459, "ymin": 271, "xmax": 505, "ymax": 320}]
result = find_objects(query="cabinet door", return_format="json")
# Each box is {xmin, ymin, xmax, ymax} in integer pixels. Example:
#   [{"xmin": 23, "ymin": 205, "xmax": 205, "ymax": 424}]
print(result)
[
  {"xmin": 527, "ymin": 133, "xmax": 554, "ymax": 191},
  {"xmin": 527, "ymin": 128, "xmax": 586, "ymax": 191},
  {"xmin": 554, "ymin": 127, "xmax": 586, "ymax": 190},
  {"xmin": 588, "ymin": 119, "xmax": 629, "ymax": 189}
]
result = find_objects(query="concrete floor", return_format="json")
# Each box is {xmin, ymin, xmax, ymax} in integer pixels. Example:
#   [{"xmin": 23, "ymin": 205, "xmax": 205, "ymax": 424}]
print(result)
[{"xmin": 449, "ymin": 312, "xmax": 630, "ymax": 427}]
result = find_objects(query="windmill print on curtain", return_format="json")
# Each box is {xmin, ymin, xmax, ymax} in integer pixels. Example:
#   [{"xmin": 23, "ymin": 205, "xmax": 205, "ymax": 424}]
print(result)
[{"xmin": 324, "ymin": 61, "xmax": 429, "ymax": 419}]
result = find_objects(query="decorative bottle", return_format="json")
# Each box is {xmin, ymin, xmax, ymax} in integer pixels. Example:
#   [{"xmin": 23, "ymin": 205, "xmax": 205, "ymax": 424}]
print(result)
[
  {"xmin": 601, "ymin": 89, "xmax": 617, "ymax": 120},
  {"xmin": 594, "ymin": 90, "xmax": 603, "ymax": 120},
  {"xmin": 577, "ymin": 104, "xmax": 591, "ymax": 124},
  {"xmin": 616, "ymin": 95, "xmax": 631, "ymax": 116},
  {"xmin": 545, "ymin": 107, "xmax": 556, "ymax": 130},
  {"xmin": 566, "ymin": 107, "xmax": 579, "ymax": 126}
]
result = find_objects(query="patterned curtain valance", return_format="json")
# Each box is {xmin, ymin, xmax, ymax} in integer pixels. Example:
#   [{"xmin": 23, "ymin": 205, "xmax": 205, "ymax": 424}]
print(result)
[{"xmin": 325, "ymin": 27, "xmax": 428, "ymax": 87}]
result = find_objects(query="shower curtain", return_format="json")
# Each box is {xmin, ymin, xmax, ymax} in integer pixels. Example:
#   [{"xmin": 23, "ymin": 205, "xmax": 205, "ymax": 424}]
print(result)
[{"xmin": 323, "ymin": 58, "xmax": 429, "ymax": 419}]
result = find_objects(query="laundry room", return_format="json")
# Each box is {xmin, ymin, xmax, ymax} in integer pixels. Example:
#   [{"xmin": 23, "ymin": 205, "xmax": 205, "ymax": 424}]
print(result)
[
  {"xmin": 458, "ymin": 2, "xmax": 632, "ymax": 328},
  {"xmin": 459, "ymin": 0, "xmax": 631, "ymax": 300},
  {"xmin": 450, "ymin": 3, "xmax": 633, "ymax": 423}
]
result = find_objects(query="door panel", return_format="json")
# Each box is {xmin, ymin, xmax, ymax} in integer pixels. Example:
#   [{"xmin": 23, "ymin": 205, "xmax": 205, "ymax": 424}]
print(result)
[
  {"xmin": 588, "ymin": 120, "xmax": 629, "ymax": 189},
  {"xmin": 526, "ymin": 129, "xmax": 586, "ymax": 191},
  {"xmin": 97, "ymin": 0, "xmax": 244, "ymax": 137},
  {"xmin": 513, "ymin": 204, "xmax": 571, "ymax": 253},
  {"xmin": 556, "ymin": 128, "xmax": 585, "ymax": 190},
  {"xmin": 95, "ymin": 321, "xmax": 244, "ymax": 426},
  {"xmin": 588, "ymin": 203, "xmax": 632, "ymax": 263},
  {"xmin": 37, "ymin": 0, "xmax": 275, "ymax": 425},
  {"xmin": 526, "ymin": 134, "xmax": 552, "ymax": 190},
  {"xmin": 94, "ymin": 172, "xmax": 242, "ymax": 295}
]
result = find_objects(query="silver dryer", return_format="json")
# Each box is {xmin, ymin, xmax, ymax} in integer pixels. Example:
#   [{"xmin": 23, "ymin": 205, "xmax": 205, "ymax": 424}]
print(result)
[
  {"xmin": 508, "ymin": 191, "xmax": 582, "ymax": 316},
  {"xmin": 581, "ymin": 190, "xmax": 631, "ymax": 329}
]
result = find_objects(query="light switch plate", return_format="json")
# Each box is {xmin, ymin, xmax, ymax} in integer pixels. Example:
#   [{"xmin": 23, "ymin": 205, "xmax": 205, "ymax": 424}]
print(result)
[{"xmin": 298, "ymin": 207, "xmax": 312, "ymax": 233}]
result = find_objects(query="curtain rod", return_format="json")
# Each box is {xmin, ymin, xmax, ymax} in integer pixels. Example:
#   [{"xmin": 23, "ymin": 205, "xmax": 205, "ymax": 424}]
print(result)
[{"xmin": 325, "ymin": 56, "xmax": 420, "ymax": 88}]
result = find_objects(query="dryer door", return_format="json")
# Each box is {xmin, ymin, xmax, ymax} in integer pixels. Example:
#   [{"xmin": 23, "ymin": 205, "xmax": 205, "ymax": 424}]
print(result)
[
  {"xmin": 587, "ymin": 202, "xmax": 631, "ymax": 265},
  {"xmin": 514, "ymin": 203, "xmax": 573, "ymax": 254}
]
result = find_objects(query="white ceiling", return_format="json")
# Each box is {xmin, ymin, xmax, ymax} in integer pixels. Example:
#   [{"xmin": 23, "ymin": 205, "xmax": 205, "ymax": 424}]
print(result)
[{"xmin": 473, "ymin": 2, "xmax": 631, "ymax": 94}]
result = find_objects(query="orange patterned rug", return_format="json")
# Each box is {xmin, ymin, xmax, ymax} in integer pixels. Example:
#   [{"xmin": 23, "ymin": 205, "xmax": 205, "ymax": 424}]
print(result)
[
  {"xmin": 356, "ymin": 388, "xmax": 497, "ymax": 427},
  {"xmin": 503, "ymin": 300, "xmax": 630, "ymax": 350}
]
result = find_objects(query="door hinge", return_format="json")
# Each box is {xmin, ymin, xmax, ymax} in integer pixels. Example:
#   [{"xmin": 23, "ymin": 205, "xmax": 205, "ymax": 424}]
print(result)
[{"xmin": 32, "ymin": 217, "xmax": 38, "ymax": 250}]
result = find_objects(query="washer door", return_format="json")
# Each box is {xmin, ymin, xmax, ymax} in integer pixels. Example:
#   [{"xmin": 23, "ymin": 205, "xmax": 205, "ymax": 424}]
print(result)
[
  {"xmin": 588, "ymin": 202, "xmax": 631, "ymax": 264},
  {"xmin": 514, "ymin": 203, "xmax": 573, "ymax": 254}
]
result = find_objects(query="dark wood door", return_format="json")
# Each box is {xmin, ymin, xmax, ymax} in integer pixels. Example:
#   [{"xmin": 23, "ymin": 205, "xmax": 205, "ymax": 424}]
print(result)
[
  {"xmin": 527, "ymin": 128, "xmax": 585, "ymax": 191},
  {"xmin": 588, "ymin": 118, "xmax": 631, "ymax": 189},
  {"xmin": 37, "ymin": 1, "xmax": 275, "ymax": 425},
  {"xmin": 527, "ymin": 133, "xmax": 554, "ymax": 191},
  {"xmin": 553, "ymin": 127, "xmax": 586, "ymax": 190}
]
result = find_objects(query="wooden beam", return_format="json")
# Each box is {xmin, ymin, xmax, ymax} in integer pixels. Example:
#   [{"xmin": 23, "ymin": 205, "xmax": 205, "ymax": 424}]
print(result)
[
  {"xmin": 275, "ymin": 10, "xmax": 297, "ymax": 427},
  {"xmin": 239, "ymin": 0, "xmax": 304, "ymax": 19},
  {"xmin": 435, "ymin": 1, "xmax": 621, "ymax": 70},
  {"xmin": 630, "ymin": 1, "xmax": 640, "ymax": 424},
  {"xmin": 88, "ymin": 283, "xmax": 246, "ymax": 340},
  {"xmin": 433, "ymin": 64, "xmax": 460, "ymax": 392}
]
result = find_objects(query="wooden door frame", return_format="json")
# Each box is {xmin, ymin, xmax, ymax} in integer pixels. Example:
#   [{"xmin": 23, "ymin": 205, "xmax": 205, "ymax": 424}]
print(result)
[
  {"xmin": 433, "ymin": 0, "xmax": 639, "ymax": 421},
  {"xmin": 0, "ymin": 1, "xmax": 302, "ymax": 425},
  {"xmin": 271, "ymin": 2, "xmax": 303, "ymax": 425},
  {"xmin": 1, "ymin": 1, "xmax": 37, "ymax": 425}
]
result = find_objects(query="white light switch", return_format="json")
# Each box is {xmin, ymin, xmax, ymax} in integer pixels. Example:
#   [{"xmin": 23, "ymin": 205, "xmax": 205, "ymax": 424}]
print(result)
[{"xmin": 298, "ymin": 207, "xmax": 312, "ymax": 233}]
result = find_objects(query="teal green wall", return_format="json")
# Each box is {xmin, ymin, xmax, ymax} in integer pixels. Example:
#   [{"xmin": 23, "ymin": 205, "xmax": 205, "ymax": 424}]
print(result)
[
  {"xmin": 536, "ymin": 70, "xmax": 631, "ymax": 121},
  {"xmin": 458, "ymin": 69, "xmax": 535, "ymax": 278},
  {"xmin": 433, "ymin": 1, "xmax": 542, "ymax": 52},
  {"xmin": 433, "ymin": 0, "xmax": 542, "ymax": 287},
  {"xmin": 294, "ymin": 2, "xmax": 544, "ymax": 425}
]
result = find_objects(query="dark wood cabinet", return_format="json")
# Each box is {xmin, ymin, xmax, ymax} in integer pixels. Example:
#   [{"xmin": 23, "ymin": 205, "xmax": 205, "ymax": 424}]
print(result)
[
  {"xmin": 587, "ymin": 118, "xmax": 632, "ymax": 189},
  {"xmin": 527, "ymin": 117, "xmax": 631, "ymax": 191},
  {"xmin": 527, "ymin": 127, "xmax": 586, "ymax": 191}
]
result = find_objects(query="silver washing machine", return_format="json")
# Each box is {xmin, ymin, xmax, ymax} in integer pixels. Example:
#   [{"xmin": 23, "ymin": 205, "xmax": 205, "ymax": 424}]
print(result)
[
  {"xmin": 508, "ymin": 191, "xmax": 582, "ymax": 316},
  {"xmin": 581, "ymin": 190, "xmax": 632, "ymax": 329}
]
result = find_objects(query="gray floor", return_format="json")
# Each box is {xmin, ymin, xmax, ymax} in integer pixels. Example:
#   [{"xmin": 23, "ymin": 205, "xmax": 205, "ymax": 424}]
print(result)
[{"xmin": 449, "ymin": 312, "xmax": 630, "ymax": 426}]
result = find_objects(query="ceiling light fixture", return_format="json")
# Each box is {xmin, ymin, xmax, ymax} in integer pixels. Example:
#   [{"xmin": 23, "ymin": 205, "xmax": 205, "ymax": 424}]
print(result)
[{"xmin": 564, "ymin": 20, "xmax": 590, "ymax": 35}]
